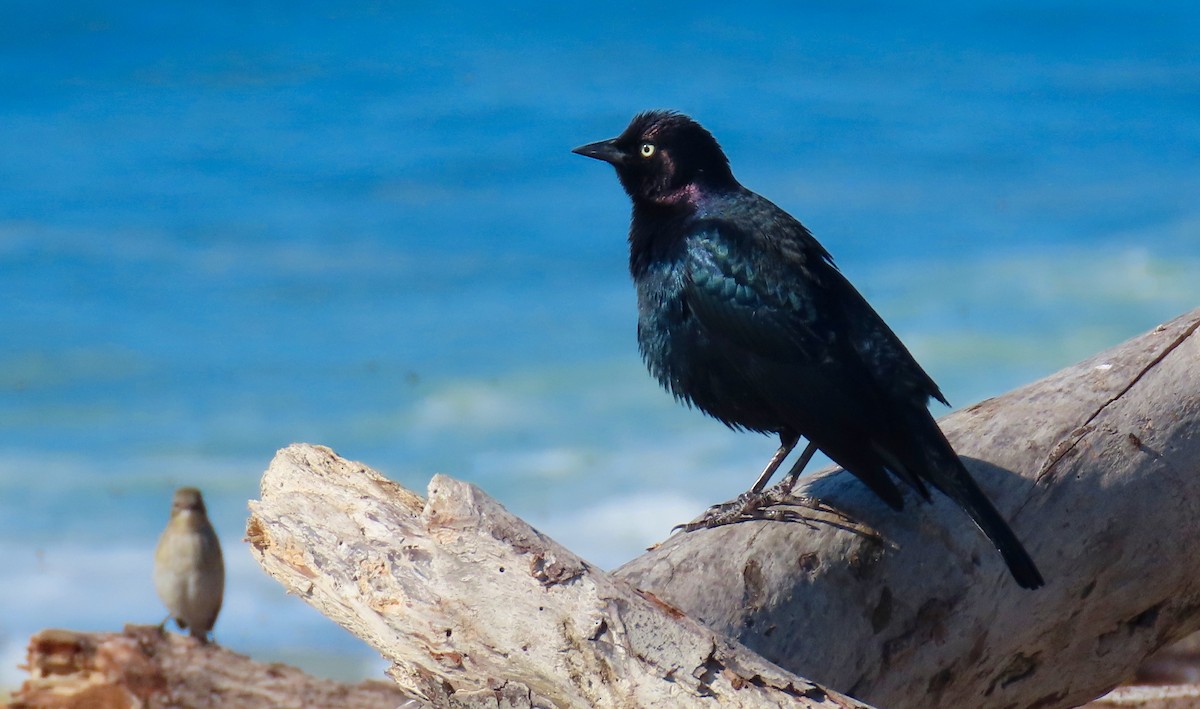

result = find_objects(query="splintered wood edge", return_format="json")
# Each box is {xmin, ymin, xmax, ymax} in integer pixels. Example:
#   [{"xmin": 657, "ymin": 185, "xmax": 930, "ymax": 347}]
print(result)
[
  {"xmin": 245, "ymin": 444, "xmax": 873, "ymax": 708},
  {"xmin": 247, "ymin": 443, "xmax": 423, "ymax": 553}
]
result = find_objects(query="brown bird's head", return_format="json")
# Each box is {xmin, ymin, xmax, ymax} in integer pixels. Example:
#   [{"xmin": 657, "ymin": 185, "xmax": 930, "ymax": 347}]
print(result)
[{"xmin": 170, "ymin": 487, "xmax": 207, "ymax": 517}]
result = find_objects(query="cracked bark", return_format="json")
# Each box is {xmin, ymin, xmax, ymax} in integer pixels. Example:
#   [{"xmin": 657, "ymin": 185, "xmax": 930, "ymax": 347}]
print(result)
[
  {"xmin": 248, "ymin": 445, "xmax": 871, "ymax": 708},
  {"xmin": 246, "ymin": 308, "xmax": 1200, "ymax": 709}
]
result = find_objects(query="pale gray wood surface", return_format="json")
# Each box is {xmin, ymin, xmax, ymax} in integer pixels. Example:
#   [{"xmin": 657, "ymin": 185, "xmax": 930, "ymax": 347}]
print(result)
[
  {"xmin": 248, "ymin": 445, "xmax": 871, "ymax": 708},
  {"xmin": 617, "ymin": 308, "xmax": 1200, "ymax": 708}
]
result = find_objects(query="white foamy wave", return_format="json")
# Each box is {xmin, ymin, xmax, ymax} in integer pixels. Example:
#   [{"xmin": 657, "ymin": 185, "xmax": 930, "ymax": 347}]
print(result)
[
  {"xmin": 406, "ymin": 381, "xmax": 541, "ymax": 433},
  {"xmin": 470, "ymin": 445, "xmax": 596, "ymax": 481}
]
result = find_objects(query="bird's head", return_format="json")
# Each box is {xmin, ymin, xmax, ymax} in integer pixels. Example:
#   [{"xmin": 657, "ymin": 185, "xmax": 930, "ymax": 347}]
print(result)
[
  {"xmin": 573, "ymin": 111, "xmax": 735, "ymax": 206},
  {"xmin": 171, "ymin": 487, "xmax": 207, "ymax": 517}
]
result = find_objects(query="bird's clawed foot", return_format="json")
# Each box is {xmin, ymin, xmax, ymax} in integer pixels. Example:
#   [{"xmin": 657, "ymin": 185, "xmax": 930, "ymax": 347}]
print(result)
[{"xmin": 673, "ymin": 485, "xmax": 851, "ymax": 532}]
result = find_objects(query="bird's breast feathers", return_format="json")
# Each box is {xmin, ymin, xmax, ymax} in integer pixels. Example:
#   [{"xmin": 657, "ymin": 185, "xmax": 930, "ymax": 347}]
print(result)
[{"xmin": 632, "ymin": 221, "xmax": 836, "ymax": 429}]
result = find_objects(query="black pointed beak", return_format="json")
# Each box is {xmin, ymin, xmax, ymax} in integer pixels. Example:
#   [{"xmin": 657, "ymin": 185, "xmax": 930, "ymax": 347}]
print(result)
[{"xmin": 572, "ymin": 138, "xmax": 626, "ymax": 165}]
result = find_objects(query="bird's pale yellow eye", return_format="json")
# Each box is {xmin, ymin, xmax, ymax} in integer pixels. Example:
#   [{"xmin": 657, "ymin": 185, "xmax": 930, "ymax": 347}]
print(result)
[{"xmin": 640, "ymin": 143, "xmax": 656, "ymax": 158}]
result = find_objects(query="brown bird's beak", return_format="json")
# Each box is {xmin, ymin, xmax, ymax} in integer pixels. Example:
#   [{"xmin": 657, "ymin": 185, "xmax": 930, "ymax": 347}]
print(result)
[{"xmin": 572, "ymin": 138, "xmax": 626, "ymax": 165}]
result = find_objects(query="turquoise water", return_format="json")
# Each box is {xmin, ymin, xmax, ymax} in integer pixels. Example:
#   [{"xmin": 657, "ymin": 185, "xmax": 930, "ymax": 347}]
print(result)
[{"xmin": 2, "ymin": 0, "xmax": 1198, "ymax": 683}]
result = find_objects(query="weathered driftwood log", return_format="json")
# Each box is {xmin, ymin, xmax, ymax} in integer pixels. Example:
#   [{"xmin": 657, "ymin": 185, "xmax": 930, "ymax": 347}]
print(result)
[
  {"xmin": 617, "ymin": 308, "xmax": 1200, "ymax": 708},
  {"xmin": 247, "ymin": 445, "xmax": 871, "ymax": 708},
  {"xmin": 247, "ymin": 308, "xmax": 1200, "ymax": 709},
  {"xmin": 5, "ymin": 625, "xmax": 416, "ymax": 709}
]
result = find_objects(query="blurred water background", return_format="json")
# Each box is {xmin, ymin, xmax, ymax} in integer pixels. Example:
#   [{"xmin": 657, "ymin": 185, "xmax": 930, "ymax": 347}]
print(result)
[{"xmin": 2, "ymin": 0, "xmax": 1198, "ymax": 685}]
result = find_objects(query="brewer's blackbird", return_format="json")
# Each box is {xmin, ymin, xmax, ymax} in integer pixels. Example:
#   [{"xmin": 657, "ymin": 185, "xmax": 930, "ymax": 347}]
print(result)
[
  {"xmin": 155, "ymin": 486, "xmax": 225, "ymax": 640},
  {"xmin": 573, "ymin": 110, "xmax": 1043, "ymax": 589}
]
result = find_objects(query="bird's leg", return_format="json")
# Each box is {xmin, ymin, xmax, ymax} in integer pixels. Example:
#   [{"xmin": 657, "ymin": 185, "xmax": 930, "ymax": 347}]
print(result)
[
  {"xmin": 753, "ymin": 441, "xmax": 864, "ymax": 524},
  {"xmin": 754, "ymin": 440, "xmax": 842, "ymax": 511},
  {"xmin": 773, "ymin": 440, "xmax": 818, "ymax": 494},
  {"xmin": 748, "ymin": 432, "xmax": 799, "ymax": 493},
  {"xmin": 731, "ymin": 441, "xmax": 822, "ymax": 511},
  {"xmin": 676, "ymin": 439, "xmax": 860, "ymax": 530},
  {"xmin": 676, "ymin": 437, "xmax": 828, "ymax": 532}
]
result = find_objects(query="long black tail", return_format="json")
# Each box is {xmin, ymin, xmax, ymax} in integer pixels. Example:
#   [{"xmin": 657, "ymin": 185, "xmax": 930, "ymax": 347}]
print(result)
[
  {"xmin": 916, "ymin": 431, "xmax": 1044, "ymax": 589},
  {"xmin": 942, "ymin": 462, "xmax": 1043, "ymax": 589}
]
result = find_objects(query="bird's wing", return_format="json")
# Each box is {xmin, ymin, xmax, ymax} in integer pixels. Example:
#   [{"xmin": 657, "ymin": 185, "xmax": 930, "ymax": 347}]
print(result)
[
  {"xmin": 682, "ymin": 222, "xmax": 839, "ymax": 365},
  {"xmin": 821, "ymin": 261, "xmax": 950, "ymax": 407},
  {"xmin": 682, "ymin": 219, "xmax": 946, "ymax": 406},
  {"xmin": 684, "ymin": 257, "xmax": 826, "ymax": 361}
]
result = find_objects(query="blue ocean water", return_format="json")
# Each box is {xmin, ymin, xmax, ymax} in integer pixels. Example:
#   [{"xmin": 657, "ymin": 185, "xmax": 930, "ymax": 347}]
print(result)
[{"xmin": 2, "ymin": 0, "xmax": 1198, "ymax": 683}]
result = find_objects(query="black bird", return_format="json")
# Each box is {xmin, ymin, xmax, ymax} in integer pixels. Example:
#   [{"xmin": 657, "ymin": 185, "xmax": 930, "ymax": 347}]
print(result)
[{"xmin": 572, "ymin": 111, "xmax": 1043, "ymax": 589}]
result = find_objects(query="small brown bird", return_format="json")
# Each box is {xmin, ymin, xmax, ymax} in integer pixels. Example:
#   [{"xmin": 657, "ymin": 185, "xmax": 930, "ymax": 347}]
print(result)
[{"xmin": 154, "ymin": 486, "xmax": 225, "ymax": 641}]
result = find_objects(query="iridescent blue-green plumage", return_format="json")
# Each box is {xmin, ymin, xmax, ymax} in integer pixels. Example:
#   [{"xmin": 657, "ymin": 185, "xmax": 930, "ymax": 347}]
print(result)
[{"xmin": 573, "ymin": 111, "xmax": 1043, "ymax": 589}]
